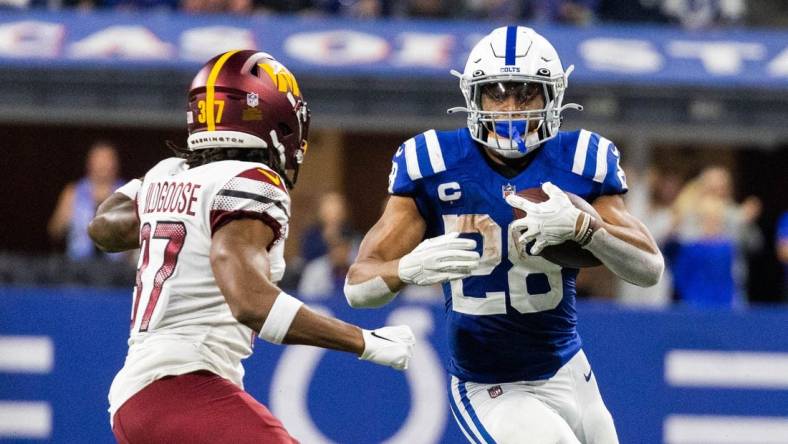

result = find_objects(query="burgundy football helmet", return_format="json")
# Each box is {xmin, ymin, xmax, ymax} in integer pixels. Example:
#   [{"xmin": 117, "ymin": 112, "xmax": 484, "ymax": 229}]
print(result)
[{"xmin": 186, "ymin": 50, "xmax": 311, "ymax": 188}]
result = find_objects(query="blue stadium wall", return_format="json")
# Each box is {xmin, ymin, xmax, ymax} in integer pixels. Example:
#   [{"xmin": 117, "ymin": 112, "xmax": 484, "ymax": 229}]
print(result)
[{"xmin": 2, "ymin": 287, "xmax": 788, "ymax": 443}]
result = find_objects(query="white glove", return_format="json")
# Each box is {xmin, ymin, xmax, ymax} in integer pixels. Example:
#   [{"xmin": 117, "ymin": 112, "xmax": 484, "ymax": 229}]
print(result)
[
  {"xmin": 505, "ymin": 182, "xmax": 590, "ymax": 256},
  {"xmin": 398, "ymin": 232, "xmax": 480, "ymax": 286},
  {"xmin": 359, "ymin": 326, "xmax": 415, "ymax": 370}
]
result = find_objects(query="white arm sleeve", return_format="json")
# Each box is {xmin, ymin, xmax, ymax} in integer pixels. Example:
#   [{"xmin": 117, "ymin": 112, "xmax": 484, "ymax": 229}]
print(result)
[
  {"xmin": 344, "ymin": 276, "xmax": 397, "ymax": 309},
  {"xmin": 583, "ymin": 228, "xmax": 664, "ymax": 287}
]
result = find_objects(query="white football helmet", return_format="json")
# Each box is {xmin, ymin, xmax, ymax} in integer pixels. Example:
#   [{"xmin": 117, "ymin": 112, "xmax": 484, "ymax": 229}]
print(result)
[{"xmin": 448, "ymin": 26, "xmax": 582, "ymax": 157}]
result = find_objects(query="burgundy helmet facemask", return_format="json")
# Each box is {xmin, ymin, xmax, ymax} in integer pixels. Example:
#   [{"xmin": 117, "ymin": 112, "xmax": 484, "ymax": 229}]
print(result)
[{"xmin": 186, "ymin": 50, "xmax": 311, "ymax": 188}]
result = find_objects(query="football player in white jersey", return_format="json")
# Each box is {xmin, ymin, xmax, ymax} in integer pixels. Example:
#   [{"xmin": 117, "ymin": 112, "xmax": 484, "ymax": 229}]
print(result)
[
  {"xmin": 343, "ymin": 27, "xmax": 664, "ymax": 443},
  {"xmin": 88, "ymin": 50, "xmax": 415, "ymax": 444}
]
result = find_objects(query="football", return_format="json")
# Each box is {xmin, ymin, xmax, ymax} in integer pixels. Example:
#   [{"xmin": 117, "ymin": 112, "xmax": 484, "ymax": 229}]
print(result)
[{"xmin": 511, "ymin": 187, "xmax": 602, "ymax": 268}]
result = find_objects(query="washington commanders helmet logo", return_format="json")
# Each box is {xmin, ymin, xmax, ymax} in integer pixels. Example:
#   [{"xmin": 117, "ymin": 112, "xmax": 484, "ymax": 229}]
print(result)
[{"xmin": 258, "ymin": 60, "xmax": 301, "ymax": 97}]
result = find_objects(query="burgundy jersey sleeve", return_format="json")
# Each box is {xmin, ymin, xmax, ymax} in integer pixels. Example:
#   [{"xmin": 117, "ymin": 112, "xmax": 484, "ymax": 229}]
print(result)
[{"xmin": 209, "ymin": 167, "xmax": 290, "ymax": 248}]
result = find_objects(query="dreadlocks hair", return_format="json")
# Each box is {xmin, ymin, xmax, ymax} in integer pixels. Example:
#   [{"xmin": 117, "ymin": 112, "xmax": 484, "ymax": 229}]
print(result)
[
  {"xmin": 165, "ymin": 140, "xmax": 292, "ymax": 188},
  {"xmin": 166, "ymin": 140, "xmax": 268, "ymax": 166}
]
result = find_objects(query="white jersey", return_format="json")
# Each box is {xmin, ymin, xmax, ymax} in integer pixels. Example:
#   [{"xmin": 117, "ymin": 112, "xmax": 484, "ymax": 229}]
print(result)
[{"xmin": 108, "ymin": 157, "xmax": 290, "ymax": 422}]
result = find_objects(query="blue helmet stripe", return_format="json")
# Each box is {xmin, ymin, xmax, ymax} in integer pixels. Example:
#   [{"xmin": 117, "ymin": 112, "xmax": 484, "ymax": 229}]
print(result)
[{"xmin": 505, "ymin": 26, "xmax": 517, "ymax": 66}]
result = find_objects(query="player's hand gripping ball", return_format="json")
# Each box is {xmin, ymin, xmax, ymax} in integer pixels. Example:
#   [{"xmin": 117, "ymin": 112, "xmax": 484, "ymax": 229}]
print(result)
[{"xmin": 508, "ymin": 184, "xmax": 602, "ymax": 268}]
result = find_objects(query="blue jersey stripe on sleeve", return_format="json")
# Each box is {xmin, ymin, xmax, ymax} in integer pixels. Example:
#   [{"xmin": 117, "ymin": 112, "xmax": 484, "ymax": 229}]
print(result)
[
  {"xmin": 581, "ymin": 132, "xmax": 601, "ymax": 179},
  {"xmin": 604, "ymin": 141, "xmax": 628, "ymax": 192},
  {"xmin": 424, "ymin": 129, "xmax": 447, "ymax": 174},
  {"xmin": 403, "ymin": 137, "xmax": 422, "ymax": 180},
  {"xmin": 572, "ymin": 129, "xmax": 591, "ymax": 175},
  {"xmin": 593, "ymin": 136, "xmax": 612, "ymax": 183},
  {"xmin": 413, "ymin": 132, "xmax": 437, "ymax": 177}
]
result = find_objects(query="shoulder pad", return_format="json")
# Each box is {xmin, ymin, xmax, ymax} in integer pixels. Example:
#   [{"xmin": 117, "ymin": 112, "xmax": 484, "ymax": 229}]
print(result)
[
  {"xmin": 144, "ymin": 157, "xmax": 187, "ymax": 181},
  {"xmin": 567, "ymin": 129, "xmax": 628, "ymax": 193},
  {"xmin": 397, "ymin": 129, "xmax": 448, "ymax": 181},
  {"xmin": 236, "ymin": 165, "xmax": 288, "ymax": 193},
  {"xmin": 210, "ymin": 162, "xmax": 290, "ymax": 244}
]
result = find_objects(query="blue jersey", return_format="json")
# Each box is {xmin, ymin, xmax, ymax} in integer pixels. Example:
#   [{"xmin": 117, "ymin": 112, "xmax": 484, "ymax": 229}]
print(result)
[{"xmin": 388, "ymin": 128, "xmax": 627, "ymax": 383}]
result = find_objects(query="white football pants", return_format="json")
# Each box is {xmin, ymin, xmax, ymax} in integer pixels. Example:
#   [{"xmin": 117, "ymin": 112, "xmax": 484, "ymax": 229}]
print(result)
[{"xmin": 448, "ymin": 350, "xmax": 618, "ymax": 444}]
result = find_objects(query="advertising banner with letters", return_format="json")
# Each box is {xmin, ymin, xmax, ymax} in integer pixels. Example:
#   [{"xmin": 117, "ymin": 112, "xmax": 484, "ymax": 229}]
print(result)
[
  {"xmin": 2, "ymin": 286, "xmax": 788, "ymax": 443},
  {"xmin": 0, "ymin": 10, "xmax": 787, "ymax": 88}
]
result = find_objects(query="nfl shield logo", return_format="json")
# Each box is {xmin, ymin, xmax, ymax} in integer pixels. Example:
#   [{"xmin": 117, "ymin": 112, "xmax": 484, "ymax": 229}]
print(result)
[
  {"xmin": 502, "ymin": 184, "xmax": 516, "ymax": 198},
  {"xmin": 246, "ymin": 92, "xmax": 259, "ymax": 107},
  {"xmin": 488, "ymin": 385, "xmax": 503, "ymax": 399}
]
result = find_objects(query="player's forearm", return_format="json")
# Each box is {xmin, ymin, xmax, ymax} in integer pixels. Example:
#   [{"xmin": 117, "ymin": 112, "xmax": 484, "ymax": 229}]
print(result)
[
  {"xmin": 595, "ymin": 220, "xmax": 660, "ymax": 255},
  {"xmin": 88, "ymin": 193, "xmax": 140, "ymax": 252},
  {"xmin": 224, "ymin": 278, "xmax": 364, "ymax": 353},
  {"xmin": 344, "ymin": 259, "xmax": 402, "ymax": 308},
  {"xmin": 344, "ymin": 196, "xmax": 433, "ymax": 308},
  {"xmin": 282, "ymin": 307, "xmax": 364, "ymax": 354},
  {"xmin": 212, "ymin": 237, "xmax": 365, "ymax": 355},
  {"xmin": 227, "ymin": 287, "xmax": 364, "ymax": 355},
  {"xmin": 347, "ymin": 259, "xmax": 403, "ymax": 292},
  {"xmin": 583, "ymin": 226, "xmax": 664, "ymax": 287}
]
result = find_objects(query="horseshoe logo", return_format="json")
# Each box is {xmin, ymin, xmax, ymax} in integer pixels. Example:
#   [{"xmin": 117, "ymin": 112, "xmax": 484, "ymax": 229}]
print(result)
[{"xmin": 269, "ymin": 306, "xmax": 447, "ymax": 443}]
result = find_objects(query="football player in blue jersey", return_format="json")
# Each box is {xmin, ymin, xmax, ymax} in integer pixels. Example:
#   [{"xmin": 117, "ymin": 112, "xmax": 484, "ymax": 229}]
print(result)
[{"xmin": 344, "ymin": 26, "xmax": 664, "ymax": 444}]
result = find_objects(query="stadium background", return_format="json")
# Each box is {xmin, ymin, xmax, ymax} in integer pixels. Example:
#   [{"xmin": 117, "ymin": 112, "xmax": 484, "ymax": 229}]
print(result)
[{"xmin": 1, "ymin": 2, "xmax": 788, "ymax": 443}]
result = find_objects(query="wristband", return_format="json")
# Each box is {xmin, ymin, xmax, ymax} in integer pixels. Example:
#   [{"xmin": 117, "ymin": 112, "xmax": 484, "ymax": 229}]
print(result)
[
  {"xmin": 115, "ymin": 179, "xmax": 142, "ymax": 200},
  {"xmin": 574, "ymin": 212, "xmax": 596, "ymax": 246},
  {"xmin": 258, "ymin": 291, "xmax": 303, "ymax": 344}
]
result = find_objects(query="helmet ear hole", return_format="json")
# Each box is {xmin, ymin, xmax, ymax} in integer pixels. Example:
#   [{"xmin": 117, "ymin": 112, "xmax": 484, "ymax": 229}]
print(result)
[{"xmin": 278, "ymin": 123, "xmax": 293, "ymax": 137}]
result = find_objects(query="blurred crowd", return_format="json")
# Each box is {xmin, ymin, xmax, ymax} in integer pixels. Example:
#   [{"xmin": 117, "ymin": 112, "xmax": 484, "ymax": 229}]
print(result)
[
  {"xmin": 4, "ymin": 0, "xmax": 787, "ymax": 29},
  {"xmin": 616, "ymin": 165, "xmax": 767, "ymax": 309},
  {"xmin": 0, "ymin": 141, "xmax": 136, "ymax": 287}
]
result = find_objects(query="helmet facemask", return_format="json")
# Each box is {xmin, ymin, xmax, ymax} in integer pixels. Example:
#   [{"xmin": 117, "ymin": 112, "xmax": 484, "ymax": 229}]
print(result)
[
  {"xmin": 451, "ymin": 67, "xmax": 578, "ymax": 158},
  {"xmin": 447, "ymin": 26, "xmax": 583, "ymax": 157},
  {"xmin": 476, "ymin": 79, "xmax": 551, "ymax": 157},
  {"xmin": 280, "ymin": 99, "xmax": 310, "ymax": 188}
]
